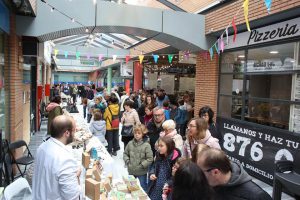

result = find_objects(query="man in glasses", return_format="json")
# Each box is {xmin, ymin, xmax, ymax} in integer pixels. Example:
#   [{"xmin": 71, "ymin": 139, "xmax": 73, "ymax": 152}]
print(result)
[
  {"xmin": 147, "ymin": 107, "xmax": 166, "ymax": 156},
  {"xmin": 197, "ymin": 148, "xmax": 272, "ymax": 200}
]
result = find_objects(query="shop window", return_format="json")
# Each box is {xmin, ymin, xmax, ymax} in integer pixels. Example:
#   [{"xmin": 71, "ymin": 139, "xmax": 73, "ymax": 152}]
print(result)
[
  {"xmin": 247, "ymin": 43, "xmax": 296, "ymax": 72},
  {"xmin": 246, "ymin": 74, "xmax": 292, "ymax": 100},
  {"xmin": 245, "ymin": 100, "xmax": 290, "ymax": 130},
  {"xmin": 218, "ymin": 41, "xmax": 300, "ymax": 133},
  {"xmin": 218, "ymin": 96, "xmax": 243, "ymax": 120}
]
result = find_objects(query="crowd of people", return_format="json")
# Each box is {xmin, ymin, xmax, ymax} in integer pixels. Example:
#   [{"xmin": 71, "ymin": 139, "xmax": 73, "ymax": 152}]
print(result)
[{"xmin": 37, "ymin": 83, "xmax": 272, "ymax": 200}]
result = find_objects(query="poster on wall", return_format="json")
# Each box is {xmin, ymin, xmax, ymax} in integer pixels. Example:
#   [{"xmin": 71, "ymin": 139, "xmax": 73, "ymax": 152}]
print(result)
[
  {"xmin": 147, "ymin": 73, "xmax": 158, "ymax": 89},
  {"xmin": 120, "ymin": 61, "xmax": 133, "ymax": 77},
  {"xmin": 160, "ymin": 75, "xmax": 175, "ymax": 94},
  {"xmin": 217, "ymin": 117, "xmax": 300, "ymax": 185},
  {"xmin": 179, "ymin": 77, "xmax": 195, "ymax": 92}
]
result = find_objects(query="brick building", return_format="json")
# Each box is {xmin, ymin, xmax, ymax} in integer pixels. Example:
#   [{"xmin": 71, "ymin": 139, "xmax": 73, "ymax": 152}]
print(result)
[{"xmin": 194, "ymin": 0, "xmax": 300, "ymax": 184}]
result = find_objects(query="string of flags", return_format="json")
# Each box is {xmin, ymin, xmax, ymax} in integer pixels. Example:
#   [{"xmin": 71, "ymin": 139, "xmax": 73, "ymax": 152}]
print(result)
[
  {"xmin": 207, "ymin": 0, "xmax": 273, "ymax": 60},
  {"xmin": 52, "ymin": 49, "xmax": 190, "ymax": 65}
]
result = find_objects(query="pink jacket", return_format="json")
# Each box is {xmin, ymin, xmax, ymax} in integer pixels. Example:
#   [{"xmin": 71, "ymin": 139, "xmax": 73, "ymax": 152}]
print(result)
[{"xmin": 182, "ymin": 130, "xmax": 221, "ymax": 158}]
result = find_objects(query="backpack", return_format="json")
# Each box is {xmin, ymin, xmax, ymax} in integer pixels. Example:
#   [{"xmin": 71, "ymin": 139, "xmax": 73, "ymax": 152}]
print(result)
[{"xmin": 108, "ymin": 106, "xmax": 119, "ymax": 129}]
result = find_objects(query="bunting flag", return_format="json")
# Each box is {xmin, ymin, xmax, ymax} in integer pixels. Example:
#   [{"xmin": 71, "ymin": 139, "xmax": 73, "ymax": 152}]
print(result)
[
  {"xmin": 209, "ymin": 47, "xmax": 214, "ymax": 60},
  {"xmin": 139, "ymin": 55, "xmax": 144, "ymax": 64},
  {"xmin": 220, "ymin": 34, "xmax": 225, "ymax": 52},
  {"xmin": 168, "ymin": 54, "xmax": 174, "ymax": 63},
  {"xmin": 243, "ymin": 0, "xmax": 251, "ymax": 32},
  {"xmin": 76, "ymin": 52, "xmax": 80, "ymax": 59},
  {"xmin": 264, "ymin": 0, "xmax": 272, "ymax": 13},
  {"xmin": 87, "ymin": 53, "xmax": 90, "ymax": 59},
  {"xmin": 225, "ymin": 28, "xmax": 229, "ymax": 45},
  {"xmin": 112, "ymin": 55, "xmax": 117, "ymax": 61},
  {"xmin": 64, "ymin": 51, "xmax": 68, "ymax": 58},
  {"xmin": 214, "ymin": 43, "xmax": 220, "ymax": 55},
  {"xmin": 153, "ymin": 55, "xmax": 159, "ymax": 63},
  {"xmin": 54, "ymin": 49, "xmax": 59, "ymax": 57},
  {"xmin": 98, "ymin": 54, "xmax": 103, "ymax": 61},
  {"xmin": 125, "ymin": 55, "xmax": 130, "ymax": 64},
  {"xmin": 232, "ymin": 16, "xmax": 237, "ymax": 42}
]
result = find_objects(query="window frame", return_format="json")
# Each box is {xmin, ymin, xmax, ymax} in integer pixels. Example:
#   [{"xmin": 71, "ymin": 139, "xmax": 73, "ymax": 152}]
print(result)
[{"xmin": 218, "ymin": 38, "xmax": 300, "ymax": 132}]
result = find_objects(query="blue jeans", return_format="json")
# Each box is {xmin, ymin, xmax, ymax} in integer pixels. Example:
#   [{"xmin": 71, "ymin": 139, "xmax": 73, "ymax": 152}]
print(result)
[{"xmin": 135, "ymin": 174, "xmax": 147, "ymax": 192}]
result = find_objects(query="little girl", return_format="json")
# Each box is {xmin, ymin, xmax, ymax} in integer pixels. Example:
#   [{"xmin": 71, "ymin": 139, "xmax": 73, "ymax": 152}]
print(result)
[
  {"xmin": 148, "ymin": 137, "xmax": 181, "ymax": 200},
  {"xmin": 123, "ymin": 124, "xmax": 153, "ymax": 192},
  {"xmin": 89, "ymin": 111, "xmax": 107, "ymax": 147}
]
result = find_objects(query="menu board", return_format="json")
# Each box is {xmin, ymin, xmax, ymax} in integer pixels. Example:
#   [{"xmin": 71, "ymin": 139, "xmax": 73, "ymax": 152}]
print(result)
[
  {"xmin": 292, "ymin": 105, "xmax": 300, "ymax": 132},
  {"xmin": 179, "ymin": 77, "xmax": 195, "ymax": 92},
  {"xmin": 294, "ymin": 74, "xmax": 300, "ymax": 100},
  {"xmin": 147, "ymin": 73, "xmax": 157, "ymax": 89},
  {"xmin": 160, "ymin": 75, "xmax": 175, "ymax": 94}
]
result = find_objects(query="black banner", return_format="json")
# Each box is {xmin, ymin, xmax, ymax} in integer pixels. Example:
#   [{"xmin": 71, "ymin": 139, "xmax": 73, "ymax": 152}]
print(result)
[{"xmin": 217, "ymin": 117, "xmax": 300, "ymax": 185}]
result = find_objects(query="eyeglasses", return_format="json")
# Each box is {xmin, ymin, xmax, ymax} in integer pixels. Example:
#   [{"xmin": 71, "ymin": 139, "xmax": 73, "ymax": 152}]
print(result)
[
  {"xmin": 154, "ymin": 114, "xmax": 164, "ymax": 118},
  {"xmin": 188, "ymin": 124, "xmax": 197, "ymax": 128}
]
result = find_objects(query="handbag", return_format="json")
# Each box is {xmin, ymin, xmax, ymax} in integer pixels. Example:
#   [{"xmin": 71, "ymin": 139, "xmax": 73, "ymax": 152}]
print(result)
[
  {"xmin": 121, "ymin": 114, "xmax": 134, "ymax": 137},
  {"xmin": 121, "ymin": 125, "xmax": 134, "ymax": 137}
]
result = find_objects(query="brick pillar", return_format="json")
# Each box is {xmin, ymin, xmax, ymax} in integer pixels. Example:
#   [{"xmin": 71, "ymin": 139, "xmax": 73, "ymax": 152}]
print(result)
[
  {"xmin": 133, "ymin": 61, "xmax": 143, "ymax": 91},
  {"xmin": 4, "ymin": 14, "xmax": 24, "ymax": 142},
  {"xmin": 194, "ymin": 53, "xmax": 219, "ymax": 118}
]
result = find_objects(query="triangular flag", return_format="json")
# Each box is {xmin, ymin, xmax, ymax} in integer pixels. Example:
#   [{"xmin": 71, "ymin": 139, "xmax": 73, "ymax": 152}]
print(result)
[
  {"xmin": 225, "ymin": 28, "xmax": 229, "ymax": 45},
  {"xmin": 139, "ymin": 55, "xmax": 144, "ymax": 64},
  {"xmin": 87, "ymin": 53, "xmax": 90, "ymax": 59},
  {"xmin": 243, "ymin": 0, "xmax": 251, "ymax": 32},
  {"xmin": 112, "ymin": 55, "xmax": 117, "ymax": 61},
  {"xmin": 264, "ymin": 0, "xmax": 272, "ymax": 13},
  {"xmin": 98, "ymin": 54, "xmax": 103, "ymax": 61},
  {"xmin": 168, "ymin": 54, "xmax": 174, "ymax": 63},
  {"xmin": 220, "ymin": 34, "xmax": 225, "ymax": 52},
  {"xmin": 214, "ymin": 43, "xmax": 219, "ymax": 55},
  {"xmin": 125, "ymin": 55, "xmax": 130, "ymax": 64},
  {"xmin": 64, "ymin": 51, "xmax": 68, "ymax": 58},
  {"xmin": 76, "ymin": 52, "xmax": 80, "ymax": 59},
  {"xmin": 232, "ymin": 16, "xmax": 237, "ymax": 42},
  {"xmin": 54, "ymin": 49, "xmax": 59, "ymax": 57},
  {"xmin": 209, "ymin": 48, "xmax": 214, "ymax": 60},
  {"xmin": 153, "ymin": 55, "xmax": 159, "ymax": 63}
]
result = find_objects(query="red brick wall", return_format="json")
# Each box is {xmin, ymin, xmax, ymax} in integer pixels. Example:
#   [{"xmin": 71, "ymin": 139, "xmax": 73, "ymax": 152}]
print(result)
[
  {"xmin": 194, "ymin": 53, "xmax": 219, "ymax": 119},
  {"xmin": 205, "ymin": 0, "xmax": 300, "ymax": 34},
  {"xmin": 4, "ymin": 14, "xmax": 24, "ymax": 142}
]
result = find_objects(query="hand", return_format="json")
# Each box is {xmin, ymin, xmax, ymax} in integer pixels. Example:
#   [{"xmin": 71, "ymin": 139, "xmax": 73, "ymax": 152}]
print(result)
[
  {"xmin": 150, "ymin": 174, "xmax": 157, "ymax": 181},
  {"xmin": 76, "ymin": 167, "xmax": 82, "ymax": 178}
]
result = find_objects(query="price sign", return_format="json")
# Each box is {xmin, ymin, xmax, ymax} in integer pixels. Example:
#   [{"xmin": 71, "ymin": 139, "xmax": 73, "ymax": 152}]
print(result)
[{"xmin": 218, "ymin": 117, "xmax": 300, "ymax": 185}]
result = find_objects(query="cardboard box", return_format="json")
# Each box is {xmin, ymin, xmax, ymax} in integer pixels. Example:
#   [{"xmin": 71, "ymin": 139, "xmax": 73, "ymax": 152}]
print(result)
[
  {"xmin": 107, "ymin": 172, "xmax": 113, "ymax": 184},
  {"xmin": 103, "ymin": 179, "xmax": 112, "ymax": 193},
  {"xmin": 85, "ymin": 178, "xmax": 100, "ymax": 200},
  {"xmin": 86, "ymin": 169, "xmax": 93, "ymax": 179},
  {"xmin": 93, "ymin": 166, "xmax": 101, "ymax": 181},
  {"xmin": 82, "ymin": 152, "xmax": 90, "ymax": 169}
]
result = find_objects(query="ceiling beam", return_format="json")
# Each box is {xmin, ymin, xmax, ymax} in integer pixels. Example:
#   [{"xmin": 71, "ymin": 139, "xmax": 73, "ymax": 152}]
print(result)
[
  {"xmin": 126, "ymin": 34, "xmax": 142, "ymax": 41},
  {"xmin": 156, "ymin": 0, "xmax": 186, "ymax": 12},
  {"xmin": 105, "ymin": 33, "xmax": 132, "ymax": 46},
  {"xmin": 93, "ymin": 39, "xmax": 111, "ymax": 48},
  {"xmin": 99, "ymin": 36, "xmax": 124, "ymax": 49},
  {"xmin": 58, "ymin": 36, "xmax": 88, "ymax": 45},
  {"xmin": 53, "ymin": 35, "xmax": 82, "ymax": 44}
]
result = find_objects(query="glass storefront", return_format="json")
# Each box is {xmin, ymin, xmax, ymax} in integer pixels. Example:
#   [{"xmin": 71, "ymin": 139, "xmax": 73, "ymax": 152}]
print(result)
[
  {"xmin": 0, "ymin": 30, "xmax": 6, "ymax": 139},
  {"xmin": 218, "ymin": 41, "xmax": 300, "ymax": 133}
]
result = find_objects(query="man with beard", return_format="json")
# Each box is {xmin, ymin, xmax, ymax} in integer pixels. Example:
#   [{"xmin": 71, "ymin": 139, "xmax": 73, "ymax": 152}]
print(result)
[
  {"xmin": 147, "ymin": 107, "xmax": 166, "ymax": 156},
  {"xmin": 156, "ymin": 89, "xmax": 169, "ymax": 107},
  {"xmin": 33, "ymin": 115, "xmax": 81, "ymax": 200}
]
